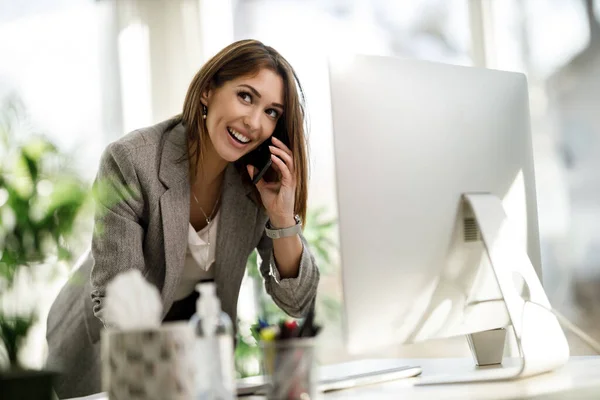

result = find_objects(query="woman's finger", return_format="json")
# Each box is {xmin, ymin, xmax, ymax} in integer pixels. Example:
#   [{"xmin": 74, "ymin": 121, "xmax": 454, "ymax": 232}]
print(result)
[
  {"xmin": 247, "ymin": 164, "xmax": 272, "ymax": 192},
  {"xmin": 269, "ymin": 145, "xmax": 294, "ymax": 174},
  {"xmin": 246, "ymin": 164, "xmax": 255, "ymax": 179},
  {"xmin": 271, "ymin": 136, "xmax": 292, "ymax": 156},
  {"xmin": 270, "ymin": 154, "xmax": 294, "ymax": 185}
]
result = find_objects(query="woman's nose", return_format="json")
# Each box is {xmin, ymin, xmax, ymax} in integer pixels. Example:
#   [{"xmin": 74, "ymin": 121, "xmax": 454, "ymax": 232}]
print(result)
[{"xmin": 243, "ymin": 109, "xmax": 261, "ymax": 132}]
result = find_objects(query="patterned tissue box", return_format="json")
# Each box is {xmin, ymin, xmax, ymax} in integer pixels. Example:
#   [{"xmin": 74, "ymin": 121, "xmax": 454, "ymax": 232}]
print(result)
[{"xmin": 101, "ymin": 322, "xmax": 196, "ymax": 400}]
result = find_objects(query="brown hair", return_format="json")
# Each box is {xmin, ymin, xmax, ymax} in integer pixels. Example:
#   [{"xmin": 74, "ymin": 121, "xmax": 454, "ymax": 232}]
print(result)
[{"xmin": 181, "ymin": 39, "xmax": 309, "ymax": 224}]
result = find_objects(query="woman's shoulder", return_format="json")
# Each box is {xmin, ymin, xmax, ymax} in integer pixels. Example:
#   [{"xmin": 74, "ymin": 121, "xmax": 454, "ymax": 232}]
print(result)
[
  {"xmin": 101, "ymin": 118, "xmax": 182, "ymax": 162},
  {"xmin": 98, "ymin": 117, "xmax": 182, "ymax": 178}
]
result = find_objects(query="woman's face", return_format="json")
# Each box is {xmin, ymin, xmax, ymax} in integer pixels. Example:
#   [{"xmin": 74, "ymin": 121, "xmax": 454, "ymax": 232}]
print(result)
[{"xmin": 202, "ymin": 68, "xmax": 285, "ymax": 163}]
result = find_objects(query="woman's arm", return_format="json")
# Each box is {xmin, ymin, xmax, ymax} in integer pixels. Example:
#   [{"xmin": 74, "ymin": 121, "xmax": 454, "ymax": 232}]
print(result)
[
  {"xmin": 256, "ymin": 231, "xmax": 319, "ymax": 318},
  {"xmin": 250, "ymin": 134, "xmax": 318, "ymax": 317},
  {"xmin": 269, "ymin": 215, "xmax": 303, "ymax": 279},
  {"xmin": 90, "ymin": 142, "xmax": 146, "ymax": 325}
]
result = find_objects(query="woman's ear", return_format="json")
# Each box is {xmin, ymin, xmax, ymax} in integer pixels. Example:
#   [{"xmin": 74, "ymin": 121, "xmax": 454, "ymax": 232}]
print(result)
[{"xmin": 200, "ymin": 88, "xmax": 211, "ymax": 107}]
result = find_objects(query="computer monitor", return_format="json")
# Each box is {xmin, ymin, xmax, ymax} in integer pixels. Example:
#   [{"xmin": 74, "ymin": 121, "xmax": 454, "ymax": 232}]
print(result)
[{"xmin": 328, "ymin": 54, "xmax": 569, "ymax": 383}]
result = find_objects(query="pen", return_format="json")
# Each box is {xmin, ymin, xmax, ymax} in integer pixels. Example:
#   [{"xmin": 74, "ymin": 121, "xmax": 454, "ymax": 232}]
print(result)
[
  {"xmin": 298, "ymin": 304, "xmax": 322, "ymax": 338},
  {"xmin": 279, "ymin": 319, "xmax": 299, "ymax": 340},
  {"xmin": 298, "ymin": 306, "xmax": 314, "ymax": 338},
  {"xmin": 258, "ymin": 318, "xmax": 269, "ymax": 329},
  {"xmin": 259, "ymin": 325, "xmax": 279, "ymax": 342}
]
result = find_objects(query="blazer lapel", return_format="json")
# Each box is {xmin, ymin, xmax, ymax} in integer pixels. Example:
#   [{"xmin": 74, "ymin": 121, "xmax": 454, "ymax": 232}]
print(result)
[
  {"xmin": 157, "ymin": 122, "xmax": 190, "ymax": 313},
  {"xmin": 155, "ymin": 121, "xmax": 258, "ymax": 319},
  {"xmin": 214, "ymin": 164, "xmax": 257, "ymax": 320}
]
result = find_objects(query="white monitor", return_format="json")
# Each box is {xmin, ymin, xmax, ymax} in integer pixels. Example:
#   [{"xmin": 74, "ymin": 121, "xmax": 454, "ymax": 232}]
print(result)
[{"xmin": 328, "ymin": 54, "xmax": 569, "ymax": 383}]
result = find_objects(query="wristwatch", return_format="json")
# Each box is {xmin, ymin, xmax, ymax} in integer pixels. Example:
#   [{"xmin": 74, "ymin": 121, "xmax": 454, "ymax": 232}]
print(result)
[{"xmin": 265, "ymin": 215, "xmax": 302, "ymax": 239}]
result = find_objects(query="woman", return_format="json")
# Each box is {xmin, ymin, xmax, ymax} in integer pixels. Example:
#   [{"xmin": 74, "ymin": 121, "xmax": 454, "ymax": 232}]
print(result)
[{"xmin": 46, "ymin": 39, "xmax": 319, "ymax": 399}]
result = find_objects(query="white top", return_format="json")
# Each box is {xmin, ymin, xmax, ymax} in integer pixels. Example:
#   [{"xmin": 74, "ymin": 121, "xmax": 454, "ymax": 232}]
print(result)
[{"xmin": 173, "ymin": 210, "xmax": 220, "ymax": 301}]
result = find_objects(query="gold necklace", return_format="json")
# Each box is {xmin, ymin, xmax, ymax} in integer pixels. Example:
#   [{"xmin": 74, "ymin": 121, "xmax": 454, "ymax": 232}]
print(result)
[
  {"xmin": 191, "ymin": 185, "xmax": 221, "ymax": 261},
  {"xmin": 192, "ymin": 190, "xmax": 220, "ymax": 225}
]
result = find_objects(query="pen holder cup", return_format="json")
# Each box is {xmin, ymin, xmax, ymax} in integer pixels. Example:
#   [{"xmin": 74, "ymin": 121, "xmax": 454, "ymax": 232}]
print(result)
[
  {"xmin": 101, "ymin": 322, "xmax": 196, "ymax": 400},
  {"xmin": 261, "ymin": 338, "xmax": 318, "ymax": 400}
]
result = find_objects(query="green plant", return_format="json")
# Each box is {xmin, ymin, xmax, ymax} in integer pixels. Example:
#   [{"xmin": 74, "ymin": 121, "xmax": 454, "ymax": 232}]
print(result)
[
  {"xmin": 235, "ymin": 206, "xmax": 340, "ymax": 377},
  {"xmin": 0, "ymin": 94, "xmax": 90, "ymax": 369}
]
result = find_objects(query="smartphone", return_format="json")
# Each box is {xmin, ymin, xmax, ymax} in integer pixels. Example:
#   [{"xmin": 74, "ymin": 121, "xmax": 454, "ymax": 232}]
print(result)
[{"xmin": 240, "ymin": 126, "xmax": 289, "ymax": 185}]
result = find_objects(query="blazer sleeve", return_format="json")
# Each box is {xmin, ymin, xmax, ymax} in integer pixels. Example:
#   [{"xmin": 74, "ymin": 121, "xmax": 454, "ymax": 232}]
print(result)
[
  {"xmin": 256, "ymin": 231, "xmax": 320, "ymax": 318},
  {"xmin": 90, "ymin": 142, "xmax": 146, "ymax": 325}
]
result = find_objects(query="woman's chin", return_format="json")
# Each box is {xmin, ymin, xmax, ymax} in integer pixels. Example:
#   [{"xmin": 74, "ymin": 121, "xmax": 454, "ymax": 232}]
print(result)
[
  {"xmin": 215, "ymin": 147, "xmax": 247, "ymax": 164},
  {"xmin": 213, "ymin": 136, "xmax": 257, "ymax": 163}
]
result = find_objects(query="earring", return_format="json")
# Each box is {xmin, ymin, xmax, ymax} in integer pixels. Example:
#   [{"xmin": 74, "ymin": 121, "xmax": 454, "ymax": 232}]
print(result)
[{"xmin": 202, "ymin": 105, "xmax": 207, "ymax": 120}]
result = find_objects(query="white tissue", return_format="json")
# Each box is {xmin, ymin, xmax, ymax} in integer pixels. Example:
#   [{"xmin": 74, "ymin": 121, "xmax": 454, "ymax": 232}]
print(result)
[{"xmin": 103, "ymin": 269, "xmax": 162, "ymax": 330}]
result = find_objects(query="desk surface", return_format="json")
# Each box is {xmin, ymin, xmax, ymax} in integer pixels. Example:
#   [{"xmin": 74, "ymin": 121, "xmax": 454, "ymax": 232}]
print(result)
[
  {"xmin": 70, "ymin": 356, "xmax": 600, "ymax": 400},
  {"xmin": 250, "ymin": 356, "xmax": 600, "ymax": 400},
  {"xmin": 326, "ymin": 356, "xmax": 600, "ymax": 400}
]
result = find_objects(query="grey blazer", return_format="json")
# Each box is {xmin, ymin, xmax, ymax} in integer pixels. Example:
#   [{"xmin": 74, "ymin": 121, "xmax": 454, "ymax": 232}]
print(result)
[{"xmin": 46, "ymin": 118, "xmax": 319, "ymax": 399}]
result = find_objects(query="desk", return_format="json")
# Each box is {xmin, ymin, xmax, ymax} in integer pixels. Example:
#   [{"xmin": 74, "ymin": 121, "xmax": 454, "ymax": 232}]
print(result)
[
  {"xmin": 255, "ymin": 357, "xmax": 600, "ymax": 400},
  {"xmin": 69, "ymin": 356, "xmax": 600, "ymax": 399}
]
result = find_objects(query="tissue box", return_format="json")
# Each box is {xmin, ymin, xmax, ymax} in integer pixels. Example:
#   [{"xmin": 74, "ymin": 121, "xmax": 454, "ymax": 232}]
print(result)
[{"xmin": 101, "ymin": 322, "xmax": 196, "ymax": 400}]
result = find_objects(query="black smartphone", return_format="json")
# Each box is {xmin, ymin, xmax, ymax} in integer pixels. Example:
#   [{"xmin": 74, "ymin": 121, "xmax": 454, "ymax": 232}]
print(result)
[{"xmin": 240, "ymin": 125, "xmax": 289, "ymax": 185}]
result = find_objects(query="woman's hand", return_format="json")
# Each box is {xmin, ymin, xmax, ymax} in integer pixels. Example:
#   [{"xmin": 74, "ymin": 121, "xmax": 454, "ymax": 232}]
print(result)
[{"xmin": 247, "ymin": 136, "xmax": 297, "ymax": 228}]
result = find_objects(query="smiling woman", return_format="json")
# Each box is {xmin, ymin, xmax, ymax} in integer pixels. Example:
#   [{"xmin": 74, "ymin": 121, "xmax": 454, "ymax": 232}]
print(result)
[
  {"xmin": 45, "ymin": 39, "xmax": 319, "ymax": 399},
  {"xmin": 182, "ymin": 40, "xmax": 310, "ymax": 226},
  {"xmin": 206, "ymin": 73, "xmax": 284, "ymax": 152},
  {"xmin": 203, "ymin": 70, "xmax": 284, "ymax": 164}
]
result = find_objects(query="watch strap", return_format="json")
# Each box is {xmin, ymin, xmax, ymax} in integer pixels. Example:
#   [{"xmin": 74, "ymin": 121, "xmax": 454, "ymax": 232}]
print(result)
[{"xmin": 265, "ymin": 216, "xmax": 302, "ymax": 239}]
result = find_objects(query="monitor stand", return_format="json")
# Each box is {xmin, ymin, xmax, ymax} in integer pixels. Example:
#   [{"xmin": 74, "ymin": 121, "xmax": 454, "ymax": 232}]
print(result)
[{"xmin": 417, "ymin": 193, "xmax": 570, "ymax": 385}]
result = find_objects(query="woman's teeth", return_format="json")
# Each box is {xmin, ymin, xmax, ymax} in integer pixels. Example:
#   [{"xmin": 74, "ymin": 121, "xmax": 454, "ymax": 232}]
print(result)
[{"xmin": 227, "ymin": 127, "xmax": 250, "ymax": 144}]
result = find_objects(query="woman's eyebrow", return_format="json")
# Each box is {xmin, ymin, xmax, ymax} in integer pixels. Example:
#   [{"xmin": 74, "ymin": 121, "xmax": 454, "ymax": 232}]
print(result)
[{"xmin": 238, "ymin": 84, "xmax": 284, "ymax": 110}]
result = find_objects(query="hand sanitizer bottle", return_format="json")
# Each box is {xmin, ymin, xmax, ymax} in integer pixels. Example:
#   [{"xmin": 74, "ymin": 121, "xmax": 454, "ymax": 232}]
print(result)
[{"xmin": 189, "ymin": 282, "xmax": 236, "ymax": 400}]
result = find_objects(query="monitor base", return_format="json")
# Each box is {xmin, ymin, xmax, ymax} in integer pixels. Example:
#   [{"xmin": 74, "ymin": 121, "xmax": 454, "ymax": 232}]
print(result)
[
  {"xmin": 467, "ymin": 328, "xmax": 506, "ymax": 366},
  {"xmin": 418, "ymin": 193, "xmax": 570, "ymax": 385}
]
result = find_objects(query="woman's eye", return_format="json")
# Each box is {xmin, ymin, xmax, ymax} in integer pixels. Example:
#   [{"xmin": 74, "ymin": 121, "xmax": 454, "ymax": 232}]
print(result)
[
  {"xmin": 266, "ymin": 109, "xmax": 279, "ymax": 119},
  {"xmin": 238, "ymin": 91, "xmax": 252, "ymax": 103}
]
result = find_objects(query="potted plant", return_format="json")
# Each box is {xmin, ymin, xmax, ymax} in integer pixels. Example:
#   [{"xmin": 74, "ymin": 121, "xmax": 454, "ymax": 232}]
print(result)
[{"xmin": 0, "ymin": 94, "xmax": 90, "ymax": 399}]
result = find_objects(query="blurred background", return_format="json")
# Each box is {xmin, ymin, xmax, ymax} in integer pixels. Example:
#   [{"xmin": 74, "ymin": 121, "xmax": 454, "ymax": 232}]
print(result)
[{"xmin": 1, "ymin": 0, "xmax": 600, "ymax": 377}]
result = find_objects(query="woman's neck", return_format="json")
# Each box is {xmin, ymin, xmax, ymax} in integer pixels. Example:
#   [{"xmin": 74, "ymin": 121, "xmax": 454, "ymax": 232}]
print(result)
[{"xmin": 191, "ymin": 140, "xmax": 228, "ymax": 188}]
